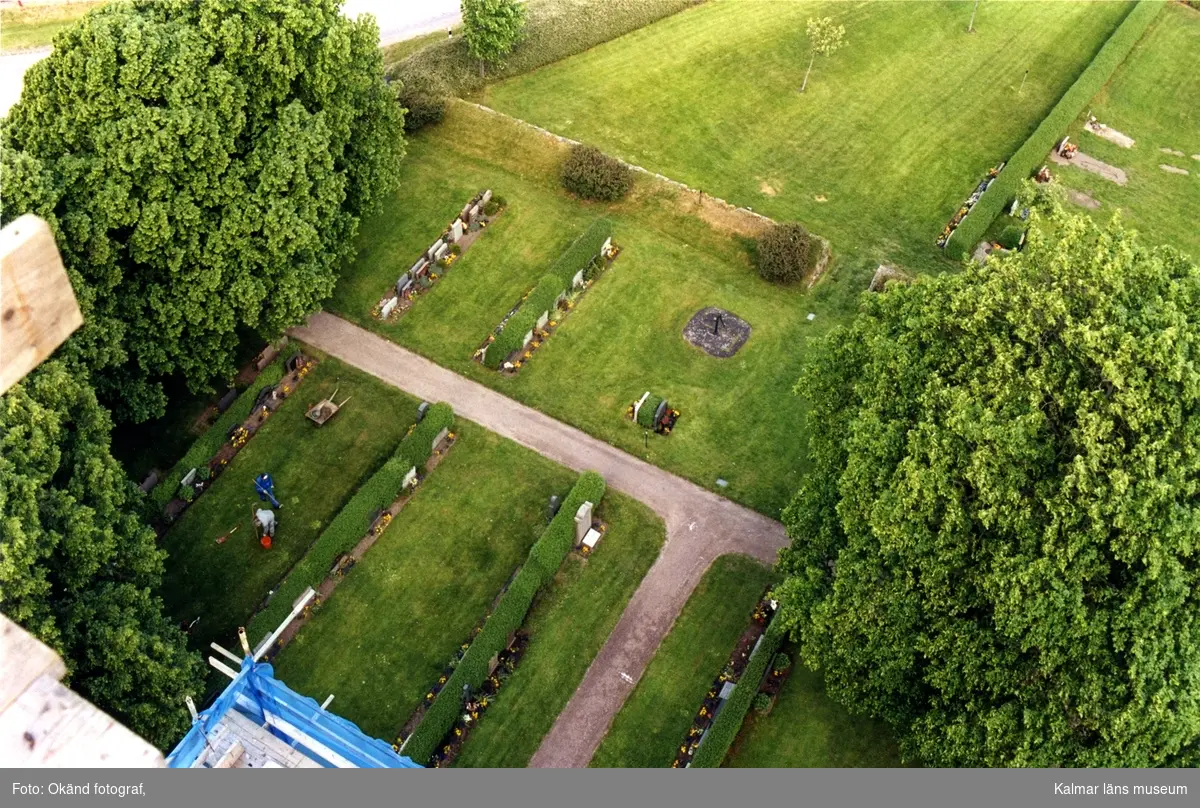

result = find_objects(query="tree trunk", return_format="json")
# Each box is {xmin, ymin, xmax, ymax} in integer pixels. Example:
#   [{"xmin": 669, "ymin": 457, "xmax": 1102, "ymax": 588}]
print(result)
[
  {"xmin": 800, "ymin": 53, "xmax": 815, "ymax": 92},
  {"xmin": 968, "ymin": 0, "xmax": 980, "ymax": 33}
]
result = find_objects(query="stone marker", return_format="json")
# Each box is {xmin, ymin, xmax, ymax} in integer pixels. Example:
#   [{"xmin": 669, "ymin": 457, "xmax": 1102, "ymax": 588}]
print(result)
[
  {"xmin": 451, "ymin": 219, "xmax": 464, "ymax": 242},
  {"xmin": 416, "ymin": 401, "xmax": 429, "ymax": 422},
  {"xmin": 432, "ymin": 427, "xmax": 449, "ymax": 453},
  {"xmin": 716, "ymin": 478, "xmax": 729, "ymax": 488},
  {"xmin": 469, "ymin": 204, "xmax": 481, "ymax": 221},
  {"xmin": 601, "ymin": 236, "xmax": 612, "ymax": 254},
  {"xmin": 410, "ymin": 257, "xmax": 427, "ymax": 276},
  {"xmin": 398, "ymin": 278, "xmax": 414, "ymax": 297},
  {"xmin": 547, "ymin": 495, "xmax": 562, "ymax": 521},
  {"xmin": 487, "ymin": 654, "xmax": 500, "ymax": 676},
  {"xmin": 181, "ymin": 468, "xmax": 198, "ymax": 487},
  {"xmin": 536, "ymin": 310, "xmax": 550, "ymax": 330},
  {"xmin": 653, "ymin": 399, "xmax": 669, "ymax": 425},
  {"xmin": 380, "ymin": 297, "xmax": 398, "ymax": 318},
  {"xmin": 413, "ymin": 259, "xmax": 430, "ymax": 278},
  {"xmin": 582, "ymin": 528, "xmax": 602, "ymax": 551},
  {"xmin": 217, "ymin": 388, "xmax": 238, "ymax": 413},
  {"xmin": 461, "ymin": 204, "xmax": 473, "ymax": 222},
  {"xmin": 574, "ymin": 501, "xmax": 594, "ymax": 547},
  {"xmin": 481, "ymin": 189, "xmax": 492, "ymax": 205},
  {"xmin": 427, "ymin": 240, "xmax": 444, "ymax": 261},
  {"xmin": 256, "ymin": 344, "xmax": 279, "ymax": 371},
  {"xmin": 718, "ymin": 681, "xmax": 736, "ymax": 700},
  {"xmin": 138, "ymin": 471, "xmax": 160, "ymax": 493},
  {"xmin": 572, "ymin": 269, "xmax": 585, "ymax": 288},
  {"xmin": 401, "ymin": 466, "xmax": 418, "ymax": 490},
  {"xmin": 433, "ymin": 242, "xmax": 449, "ymax": 261},
  {"xmin": 806, "ymin": 312, "xmax": 816, "ymax": 321},
  {"xmin": 522, "ymin": 329, "xmax": 534, "ymax": 348}
]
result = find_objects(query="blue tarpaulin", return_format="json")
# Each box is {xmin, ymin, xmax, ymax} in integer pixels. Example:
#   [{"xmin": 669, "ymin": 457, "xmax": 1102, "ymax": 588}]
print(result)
[{"xmin": 167, "ymin": 657, "xmax": 421, "ymax": 768}]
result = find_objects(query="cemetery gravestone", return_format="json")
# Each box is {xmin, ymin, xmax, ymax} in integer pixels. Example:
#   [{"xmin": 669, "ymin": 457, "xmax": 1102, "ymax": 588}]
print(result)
[
  {"xmin": 181, "ymin": 468, "xmax": 198, "ymax": 487},
  {"xmin": 381, "ymin": 297, "xmax": 398, "ymax": 318},
  {"xmin": 481, "ymin": 190, "xmax": 493, "ymax": 206},
  {"xmin": 433, "ymin": 243, "xmax": 449, "ymax": 262},
  {"xmin": 432, "ymin": 427, "xmax": 449, "ymax": 453},
  {"xmin": 574, "ymin": 501, "xmax": 594, "ymax": 547},
  {"xmin": 461, "ymin": 204, "xmax": 472, "ymax": 222},
  {"xmin": 451, "ymin": 219, "xmax": 464, "ymax": 242},
  {"xmin": 522, "ymin": 329, "xmax": 534, "ymax": 349},
  {"xmin": 601, "ymin": 237, "xmax": 612, "ymax": 254},
  {"xmin": 401, "ymin": 466, "xmax": 418, "ymax": 490},
  {"xmin": 427, "ymin": 240, "xmax": 444, "ymax": 261},
  {"xmin": 572, "ymin": 269, "xmax": 585, "ymax": 289},
  {"xmin": 469, "ymin": 204, "xmax": 481, "ymax": 221},
  {"xmin": 217, "ymin": 388, "xmax": 238, "ymax": 413},
  {"xmin": 416, "ymin": 401, "xmax": 430, "ymax": 422},
  {"xmin": 536, "ymin": 310, "xmax": 550, "ymax": 330}
]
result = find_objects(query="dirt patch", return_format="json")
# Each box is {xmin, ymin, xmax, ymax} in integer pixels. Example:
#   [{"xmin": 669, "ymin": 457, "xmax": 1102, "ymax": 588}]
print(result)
[
  {"xmin": 814, "ymin": 194, "xmax": 827, "ymax": 202},
  {"xmin": 1066, "ymin": 189, "xmax": 1102, "ymax": 210},
  {"xmin": 868, "ymin": 264, "xmax": 912, "ymax": 292},
  {"xmin": 1160, "ymin": 164, "xmax": 1190, "ymax": 176},
  {"xmin": 758, "ymin": 180, "xmax": 777, "ymax": 196},
  {"xmin": 1084, "ymin": 120, "xmax": 1135, "ymax": 149},
  {"xmin": 1050, "ymin": 150, "xmax": 1128, "ymax": 185},
  {"xmin": 683, "ymin": 307, "xmax": 752, "ymax": 358}
]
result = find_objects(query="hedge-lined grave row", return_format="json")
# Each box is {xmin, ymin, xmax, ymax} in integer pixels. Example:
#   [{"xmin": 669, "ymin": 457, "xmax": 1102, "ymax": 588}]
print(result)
[{"xmin": 476, "ymin": 219, "xmax": 617, "ymax": 372}]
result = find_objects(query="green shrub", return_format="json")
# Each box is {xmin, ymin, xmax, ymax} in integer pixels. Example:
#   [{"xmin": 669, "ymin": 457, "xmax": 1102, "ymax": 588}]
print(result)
[
  {"xmin": 772, "ymin": 652, "xmax": 791, "ymax": 672},
  {"xmin": 945, "ymin": 0, "xmax": 1164, "ymax": 255},
  {"xmin": 387, "ymin": 0, "xmax": 700, "ymax": 96},
  {"xmin": 997, "ymin": 225, "xmax": 1024, "ymax": 250},
  {"xmin": 245, "ymin": 405, "xmax": 454, "ymax": 643},
  {"xmin": 756, "ymin": 222, "xmax": 817, "ymax": 284},
  {"xmin": 561, "ymin": 144, "xmax": 633, "ymax": 202},
  {"xmin": 690, "ymin": 620, "xmax": 784, "ymax": 768},
  {"xmin": 547, "ymin": 218, "xmax": 613, "ymax": 287},
  {"xmin": 403, "ymin": 471, "xmax": 606, "ymax": 763},
  {"xmin": 180, "ymin": 485, "xmax": 195, "ymax": 503},
  {"xmin": 752, "ymin": 693, "xmax": 772, "ymax": 715},
  {"xmin": 636, "ymin": 394, "xmax": 664, "ymax": 429},
  {"xmin": 396, "ymin": 72, "xmax": 449, "ymax": 133},
  {"xmin": 485, "ymin": 275, "xmax": 564, "ymax": 369},
  {"xmin": 150, "ymin": 357, "xmax": 288, "ymax": 509},
  {"xmin": 483, "ymin": 195, "xmax": 507, "ymax": 216}
]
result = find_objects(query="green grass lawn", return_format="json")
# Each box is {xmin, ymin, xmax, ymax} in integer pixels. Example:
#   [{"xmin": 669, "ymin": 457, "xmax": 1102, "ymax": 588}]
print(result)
[
  {"xmin": 331, "ymin": 104, "xmax": 871, "ymax": 516},
  {"xmin": 0, "ymin": 2, "xmax": 103, "ymax": 52},
  {"xmin": 1054, "ymin": 2, "xmax": 1199, "ymax": 260},
  {"xmin": 454, "ymin": 493, "xmax": 666, "ymax": 767},
  {"xmin": 160, "ymin": 353, "xmax": 419, "ymax": 652},
  {"xmin": 271, "ymin": 421, "xmax": 582, "ymax": 741},
  {"xmin": 724, "ymin": 655, "xmax": 903, "ymax": 768},
  {"xmin": 477, "ymin": 0, "xmax": 1134, "ymax": 273},
  {"xmin": 590, "ymin": 554, "xmax": 776, "ymax": 768}
]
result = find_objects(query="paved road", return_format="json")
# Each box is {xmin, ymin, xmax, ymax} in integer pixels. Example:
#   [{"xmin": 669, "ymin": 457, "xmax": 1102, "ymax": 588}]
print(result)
[{"xmin": 289, "ymin": 312, "xmax": 788, "ymax": 767}]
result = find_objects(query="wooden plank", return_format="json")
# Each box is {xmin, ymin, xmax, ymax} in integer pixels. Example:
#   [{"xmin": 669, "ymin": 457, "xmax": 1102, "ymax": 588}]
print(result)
[
  {"xmin": 0, "ymin": 674, "xmax": 164, "ymax": 767},
  {"xmin": 0, "ymin": 616, "xmax": 66, "ymax": 714},
  {"xmin": 0, "ymin": 214, "xmax": 83, "ymax": 395}
]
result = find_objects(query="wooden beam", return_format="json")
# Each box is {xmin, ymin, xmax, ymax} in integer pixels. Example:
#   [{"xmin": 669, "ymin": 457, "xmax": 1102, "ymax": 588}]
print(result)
[
  {"xmin": 208, "ymin": 656, "xmax": 240, "ymax": 681},
  {"xmin": 209, "ymin": 642, "xmax": 242, "ymax": 665},
  {"xmin": 0, "ymin": 616, "xmax": 66, "ymax": 714},
  {"xmin": 0, "ymin": 214, "xmax": 83, "ymax": 394}
]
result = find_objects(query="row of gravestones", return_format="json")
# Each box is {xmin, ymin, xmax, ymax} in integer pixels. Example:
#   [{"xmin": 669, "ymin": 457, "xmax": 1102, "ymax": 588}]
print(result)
[
  {"xmin": 504, "ymin": 235, "xmax": 614, "ymax": 358},
  {"xmin": 387, "ymin": 190, "xmax": 494, "ymax": 312}
]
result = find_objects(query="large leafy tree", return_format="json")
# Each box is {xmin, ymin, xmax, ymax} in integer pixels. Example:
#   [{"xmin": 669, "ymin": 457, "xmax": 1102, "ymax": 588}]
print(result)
[
  {"xmin": 462, "ymin": 0, "xmax": 527, "ymax": 75},
  {"xmin": 1, "ymin": 362, "xmax": 203, "ymax": 748},
  {"xmin": 777, "ymin": 203, "xmax": 1200, "ymax": 767},
  {"xmin": 2, "ymin": 0, "xmax": 404, "ymax": 421}
]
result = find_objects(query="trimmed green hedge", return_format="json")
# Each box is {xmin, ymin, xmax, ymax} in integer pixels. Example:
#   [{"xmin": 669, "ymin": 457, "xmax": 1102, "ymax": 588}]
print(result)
[
  {"xmin": 547, "ymin": 218, "xmax": 612, "ymax": 288},
  {"xmin": 636, "ymin": 394, "xmax": 664, "ymax": 429},
  {"xmin": 944, "ymin": 0, "xmax": 1163, "ymax": 256},
  {"xmin": 402, "ymin": 471, "xmax": 607, "ymax": 764},
  {"xmin": 485, "ymin": 275, "xmax": 564, "ymax": 369},
  {"xmin": 386, "ymin": 0, "xmax": 700, "ymax": 95},
  {"xmin": 150, "ymin": 358, "xmax": 288, "ymax": 509},
  {"xmin": 245, "ymin": 404, "xmax": 455, "ymax": 645},
  {"xmin": 689, "ymin": 618, "xmax": 783, "ymax": 768}
]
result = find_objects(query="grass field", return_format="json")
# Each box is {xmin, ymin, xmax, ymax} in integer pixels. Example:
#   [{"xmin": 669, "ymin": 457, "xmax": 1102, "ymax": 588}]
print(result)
[
  {"xmin": 160, "ymin": 353, "xmax": 419, "ymax": 651},
  {"xmin": 723, "ymin": 655, "xmax": 903, "ymax": 768},
  {"xmin": 331, "ymin": 103, "xmax": 870, "ymax": 516},
  {"xmin": 272, "ymin": 422, "xmax": 607, "ymax": 741},
  {"xmin": 1053, "ymin": 2, "xmax": 1199, "ymax": 259},
  {"xmin": 0, "ymin": 2, "xmax": 103, "ymax": 52},
  {"xmin": 590, "ymin": 555, "xmax": 776, "ymax": 768},
  {"xmin": 478, "ymin": 0, "xmax": 1133, "ymax": 273},
  {"xmin": 453, "ymin": 493, "xmax": 666, "ymax": 767}
]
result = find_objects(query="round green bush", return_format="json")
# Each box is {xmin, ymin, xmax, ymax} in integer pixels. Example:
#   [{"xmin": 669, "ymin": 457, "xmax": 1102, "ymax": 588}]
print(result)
[
  {"xmin": 395, "ymin": 72, "xmax": 448, "ymax": 133},
  {"xmin": 756, "ymin": 222, "xmax": 817, "ymax": 283},
  {"xmin": 752, "ymin": 693, "xmax": 772, "ymax": 715},
  {"xmin": 997, "ymin": 224, "xmax": 1024, "ymax": 250},
  {"xmin": 561, "ymin": 144, "xmax": 632, "ymax": 202},
  {"xmin": 484, "ymin": 195, "xmax": 507, "ymax": 216},
  {"xmin": 772, "ymin": 651, "xmax": 791, "ymax": 672},
  {"xmin": 636, "ymin": 394, "xmax": 664, "ymax": 429}
]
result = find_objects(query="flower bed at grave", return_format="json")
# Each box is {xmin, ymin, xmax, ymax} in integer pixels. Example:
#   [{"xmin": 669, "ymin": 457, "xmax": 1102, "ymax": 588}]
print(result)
[
  {"xmin": 374, "ymin": 191, "xmax": 506, "ymax": 322},
  {"xmin": 672, "ymin": 596, "xmax": 778, "ymax": 768},
  {"xmin": 475, "ymin": 231, "xmax": 619, "ymax": 372},
  {"xmin": 154, "ymin": 354, "xmax": 313, "ymax": 522}
]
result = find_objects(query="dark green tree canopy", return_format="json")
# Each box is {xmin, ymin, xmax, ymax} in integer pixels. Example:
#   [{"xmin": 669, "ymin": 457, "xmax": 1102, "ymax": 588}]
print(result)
[
  {"xmin": 777, "ymin": 207, "xmax": 1200, "ymax": 767},
  {"xmin": 0, "ymin": 362, "xmax": 203, "ymax": 748},
  {"xmin": 2, "ymin": 0, "xmax": 404, "ymax": 421}
]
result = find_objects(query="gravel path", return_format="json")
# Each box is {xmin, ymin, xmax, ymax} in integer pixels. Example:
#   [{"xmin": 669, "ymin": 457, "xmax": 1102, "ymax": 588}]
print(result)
[{"xmin": 289, "ymin": 312, "xmax": 789, "ymax": 767}]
